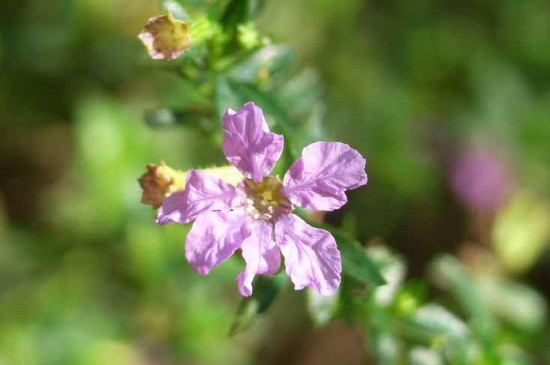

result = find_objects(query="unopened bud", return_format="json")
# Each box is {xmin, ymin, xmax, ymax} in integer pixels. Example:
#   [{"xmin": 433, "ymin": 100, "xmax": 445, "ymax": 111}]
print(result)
[{"xmin": 138, "ymin": 13, "xmax": 191, "ymax": 60}]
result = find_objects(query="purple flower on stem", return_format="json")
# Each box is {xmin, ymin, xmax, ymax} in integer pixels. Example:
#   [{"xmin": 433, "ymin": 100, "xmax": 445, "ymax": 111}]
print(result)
[{"xmin": 158, "ymin": 102, "xmax": 368, "ymax": 296}]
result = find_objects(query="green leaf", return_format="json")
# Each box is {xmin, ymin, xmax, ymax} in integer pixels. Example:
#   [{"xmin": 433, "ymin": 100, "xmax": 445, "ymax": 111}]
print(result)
[
  {"xmin": 397, "ymin": 304, "xmax": 472, "ymax": 365},
  {"xmin": 477, "ymin": 276, "xmax": 547, "ymax": 334},
  {"xmin": 398, "ymin": 303, "xmax": 470, "ymax": 343},
  {"xmin": 229, "ymin": 274, "xmax": 286, "ymax": 335},
  {"xmin": 276, "ymin": 68, "xmax": 323, "ymax": 117},
  {"xmin": 317, "ymin": 225, "xmax": 385, "ymax": 289},
  {"xmin": 366, "ymin": 245, "xmax": 407, "ymax": 308},
  {"xmin": 221, "ymin": 0, "xmax": 265, "ymax": 30},
  {"xmin": 144, "ymin": 107, "xmax": 214, "ymax": 134},
  {"xmin": 408, "ymin": 346, "xmax": 444, "ymax": 365},
  {"xmin": 161, "ymin": 0, "xmax": 189, "ymax": 21},
  {"xmin": 341, "ymin": 212, "xmax": 358, "ymax": 237},
  {"xmin": 214, "ymin": 76, "xmax": 244, "ymax": 119},
  {"xmin": 497, "ymin": 345, "xmax": 534, "ymax": 365},
  {"xmin": 226, "ymin": 45, "xmax": 294, "ymax": 84},
  {"xmin": 373, "ymin": 332, "xmax": 403, "ymax": 365},
  {"xmin": 337, "ymin": 274, "xmax": 365, "ymax": 322},
  {"xmin": 429, "ymin": 255, "xmax": 498, "ymax": 342},
  {"xmin": 307, "ymin": 289, "xmax": 338, "ymax": 326},
  {"xmin": 144, "ymin": 107, "xmax": 179, "ymax": 127}
]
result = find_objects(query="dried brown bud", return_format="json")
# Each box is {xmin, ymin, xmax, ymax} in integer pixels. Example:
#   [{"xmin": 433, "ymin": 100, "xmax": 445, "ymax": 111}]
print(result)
[
  {"xmin": 138, "ymin": 162, "xmax": 186, "ymax": 208},
  {"xmin": 139, "ymin": 162, "xmax": 243, "ymax": 209}
]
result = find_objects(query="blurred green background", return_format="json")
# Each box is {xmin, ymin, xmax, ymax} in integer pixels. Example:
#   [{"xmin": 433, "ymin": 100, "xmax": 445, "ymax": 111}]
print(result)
[{"xmin": 1, "ymin": 0, "xmax": 550, "ymax": 364}]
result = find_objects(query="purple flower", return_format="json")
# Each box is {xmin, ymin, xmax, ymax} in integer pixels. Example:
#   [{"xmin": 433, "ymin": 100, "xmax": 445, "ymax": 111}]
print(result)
[
  {"xmin": 157, "ymin": 102, "xmax": 368, "ymax": 296},
  {"xmin": 451, "ymin": 145, "xmax": 512, "ymax": 212}
]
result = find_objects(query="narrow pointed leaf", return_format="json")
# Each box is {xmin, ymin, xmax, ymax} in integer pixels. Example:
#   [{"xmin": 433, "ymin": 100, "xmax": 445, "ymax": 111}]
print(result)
[
  {"xmin": 229, "ymin": 274, "xmax": 287, "ymax": 335},
  {"xmin": 335, "ymin": 231, "xmax": 386, "ymax": 288},
  {"xmin": 429, "ymin": 255, "xmax": 498, "ymax": 341}
]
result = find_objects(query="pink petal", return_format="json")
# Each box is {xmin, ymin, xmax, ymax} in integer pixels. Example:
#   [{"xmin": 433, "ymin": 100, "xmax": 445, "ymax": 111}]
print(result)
[
  {"xmin": 237, "ymin": 222, "xmax": 280, "ymax": 296},
  {"xmin": 222, "ymin": 102, "xmax": 284, "ymax": 182},
  {"xmin": 185, "ymin": 211, "xmax": 251, "ymax": 275},
  {"xmin": 282, "ymin": 142, "xmax": 367, "ymax": 211},
  {"xmin": 157, "ymin": 170, "xmax": 244, "ymax": 225},
  {"xmin": 275, "ymin": 214, "xmax": 341, "ymax": 296}
]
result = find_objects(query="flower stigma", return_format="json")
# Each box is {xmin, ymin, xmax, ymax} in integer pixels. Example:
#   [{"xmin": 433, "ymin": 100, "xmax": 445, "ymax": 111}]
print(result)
[{"xmin": 242, "ymin": 176, "xmax": 293, "ymax": 221}]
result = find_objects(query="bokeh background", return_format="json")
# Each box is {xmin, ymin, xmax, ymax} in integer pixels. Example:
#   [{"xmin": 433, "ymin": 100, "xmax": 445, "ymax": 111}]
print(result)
[{"xmin": 1, "ymin": 0, "xmax": 550, "ymax": 364}]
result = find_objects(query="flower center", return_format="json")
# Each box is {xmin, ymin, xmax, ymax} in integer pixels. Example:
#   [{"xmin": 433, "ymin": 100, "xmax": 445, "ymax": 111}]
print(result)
[{"xmin": 243, "ymin": 176, "xmax": 293, "ymax": 221}]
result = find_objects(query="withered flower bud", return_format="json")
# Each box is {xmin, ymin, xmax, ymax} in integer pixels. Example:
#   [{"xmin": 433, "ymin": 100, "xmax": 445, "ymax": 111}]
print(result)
[
  {"xmin": 138, "ymin": 162, "xmax": 186, "ymax": 208},
  {"xmin": 138, "ymin": 13, "xmax": 191, "ymax": 60},
  {"xmin": 139, "ymin": 163, "xmax": 243, "ymax": 209}
]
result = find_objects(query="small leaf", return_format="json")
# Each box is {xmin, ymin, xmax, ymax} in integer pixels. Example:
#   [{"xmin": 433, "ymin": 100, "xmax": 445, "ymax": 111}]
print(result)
[
  {"xmin": 161, "ymin": 0, "xmax": 189, "ymax": 21},
  {"xmin": 409, "ymin": 346, "xmax": 444, "ymax": 365},
  {"xmin": 373, "ymin": 332, "xmax": 403, "ymax": 365},
  {"xmin": 144, "ymin": 108, "xmax": 179, "ymax": 127},
  {"xmin": 227, "ymin": 45, "xmax": 294, "ymax": 84},
  {"xmin": 398, "ymin": 304, "xmax": 472, "ymax": 364},
  {"xmin": 221, "ymin": 0, "xmax": 265, "ymax": 30},
  {"xmin": 366, "ymin": 246, "xmax": 407, "ymax": 307},
  {"xmin": 337, "ymin": 274, "xmax": 365, "ymax": 322},
  {"xmin": 341, "ymin": 212, "xmax": 358, "ymax": 237},
  {"xmin": 399, "ymin": 303, "xmax": 470, "ymax": 342},
  {"xmin": 276, "ymin": 68, "xmax": 323, "ymax": 117},
  {"xmin": 326, "ymin": 228, "xmax": 385, "ymax": 288},
  {"xmin": 429, "ymin": 255, "xmax": 498, "ymax": 342},
  {"xmin": 215, "ymin": 76, "xmax": 245, "ymax": 119},
  {"xmin": 307, "ymin": 289, "xmax": 338, "ymax": 326},
  {"xmin": 229, "ymin": 274, "xmax": 286, "ymax": 335},
  {"xmin": 477, "ymin": 276, "xmax": 547, "ymax": 334},
  {"xmin": 497, "ymin": 345, "xmax": 534, "ymax": 365},
  {"xmin": 144, "ymin": 107, "xmax": 213, "ymax": 133}
]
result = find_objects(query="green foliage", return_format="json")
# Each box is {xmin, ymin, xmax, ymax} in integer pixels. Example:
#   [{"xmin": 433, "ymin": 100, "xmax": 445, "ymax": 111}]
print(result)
[
  {"xmin": 230, "ymin": 273, "xmax": 287, "ymax": 335},
  {"xmin": 220, "ymin": 0, "xmax": 265, "ymax": 32},
  {"xmin": 332, "ymin": 229, "xmax": 386, "ymax": 289}
]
